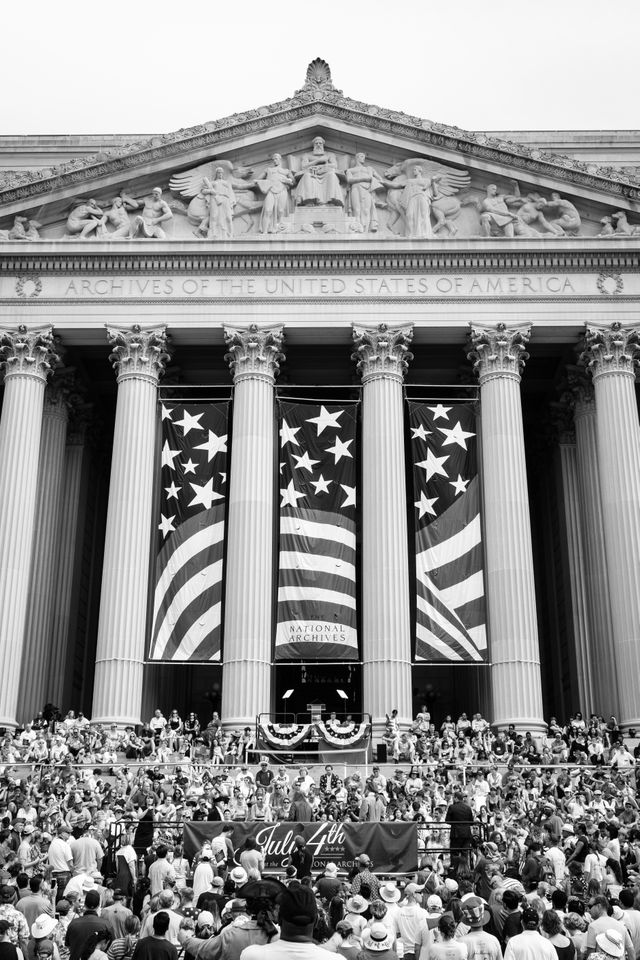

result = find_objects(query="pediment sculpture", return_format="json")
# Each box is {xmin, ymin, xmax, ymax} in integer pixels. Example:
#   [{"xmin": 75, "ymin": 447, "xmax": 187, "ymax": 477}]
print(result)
[{"xmin": 2, "ymin": 135, "xmax": 640, "ymax": 243}]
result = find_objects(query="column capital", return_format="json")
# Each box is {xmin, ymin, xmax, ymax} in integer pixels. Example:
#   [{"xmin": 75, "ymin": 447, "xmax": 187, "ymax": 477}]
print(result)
[
  {"xmin": 224, "ymin": 323, "xmax": 284, "ymax": 383},
  {"xmin": 549, "ymin": 400, "xmax": 576, "ymax": 445},
  {"xmin": 107, "ymin": 324, "xmax": 169, "ymax": 384},
  {"xmin": 560, "ymin": 364, "xmax": 595, "ymax": 418},
  {"xmin": 0, "ymin": 324, "xmax": 59, "ymax": 383},
  {"xmin": 468, "ymin": 321, "xmax": 531, "ymax": 383},
  {"xmin": 352, "ymin": 322, "xmax": 413, "ymax": 383},
  {"xmin": 581, "ymin": 321, "xmax": 640, "ymax": 381}
]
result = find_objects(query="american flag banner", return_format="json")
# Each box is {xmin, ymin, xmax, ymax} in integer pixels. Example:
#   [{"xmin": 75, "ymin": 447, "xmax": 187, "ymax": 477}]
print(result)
[
  {"xmin": 409, "ymin": 402, "xmax": 487, "ymax": 663},
  {"xmin": 148, "ymin": 402, "xmax": 229, "ymax": 662},
  {"xmin": 275, "ymin": 401, "xmax": 359, "ymax": 661}
]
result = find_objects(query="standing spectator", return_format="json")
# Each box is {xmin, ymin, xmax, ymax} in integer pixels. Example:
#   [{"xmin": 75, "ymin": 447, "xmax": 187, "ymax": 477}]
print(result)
[
  {"xmin": 0, "ymin": 919, "xmax": 22, "ymax": 960},
  {"xmin": 65, "ymin": 892, "xmax": 111, "ymax": 960},
  {"xmin": 586, "ymin": 897, "xmax": 634, "ymax": 960},
  {"xmin": 131, "ymin": 914, "xmax": 175, "ymax": 960},
  {"xmin": 395, "ymin": 884, "xmax": 428, "ymax": 960},
  {"xmin": 69, "ymin": 829, "xmax": 102, "ymax": 879},
  {"xmin": 446, "ymin": 790, "xmax": 474, "ymax": 873},
  {"xmin": 16, "ymin": 879, "xmax": 53, "ymax": 932},
  {"xmin": 290, "ymin": 837, "xmax": 313, "ymax": 879},
  {"xmin": 460, "ymin": 894, "xmax": 502, "ymax": 960},
  {"xmin": 148, "ymin": 847, "xmax": 174, "ymax": 898},
  {"xmin": 101, "ymin": 892, "xmax": 132, "ymax": 941},
  {"xmin": 504, "ymin": 906, "xmax": 557, "ymax": 960},
  {"xmin": 105, "ymin": 917, "xmax": 139, "ymax": 960},
  {"xmin": 351, "ymin": 855, "xmax": 380, "ymax": 903},
  {"xmin": 48, "ymin": 829, "xmax": 74, "ymax": 898},
  {"xmin": 0, "ymin": 886, "xmax": 30, "ymax": 954}
]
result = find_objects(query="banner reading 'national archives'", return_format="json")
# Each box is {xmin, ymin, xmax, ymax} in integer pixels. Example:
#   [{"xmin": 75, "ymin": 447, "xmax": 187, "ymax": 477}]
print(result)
[
  {"xmin": 275, "ymin": 402, "xmax": 359, "ymax": 661},
  {"xmin": 409, "ymin": 402, "xmax": 487, "ymax": 663},
  {"xmin": 148, "ymin": 402, "xmax": 229, "ymax": 662},
  {"xmin": 183, "ymin": 821, "xmax": 418, "ymax": 873}
]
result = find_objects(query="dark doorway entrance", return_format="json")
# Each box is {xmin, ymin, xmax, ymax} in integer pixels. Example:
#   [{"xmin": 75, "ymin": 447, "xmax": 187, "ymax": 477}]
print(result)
[
  {"xmin": 412, "ymin": 664, "xmax": 491, "ymax": 729},
  {"xmin": 273, "ymin": 663, "xmax": 363, "ymax": 721}
]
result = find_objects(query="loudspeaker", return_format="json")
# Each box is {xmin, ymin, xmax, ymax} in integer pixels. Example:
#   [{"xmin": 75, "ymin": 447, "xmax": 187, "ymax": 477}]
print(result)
[{"xmin": 376, "ymin": 743, "xmax": 388, "ymax": 763}]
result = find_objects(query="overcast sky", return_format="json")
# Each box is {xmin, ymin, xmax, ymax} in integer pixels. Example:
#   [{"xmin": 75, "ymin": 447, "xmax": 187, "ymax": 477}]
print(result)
[{"xmin": 3, "ymin": 0, "xmax": 638, "ymax": 136}]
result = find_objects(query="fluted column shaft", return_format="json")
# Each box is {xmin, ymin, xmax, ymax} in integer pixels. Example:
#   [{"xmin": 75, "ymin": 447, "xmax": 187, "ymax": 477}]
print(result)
[
  {"xmin": 582, "ymin": 322, "xmax": 640, "ymax": 727},
  {"xmin": 468, "ymin": 322, "xmax": 545, "ymax": 732},
  {"xmin": 19, "ymin": 385, "xmax": 70, "ymax": 722},
  {"xmin": 47, "ymin": 410, "xmax": 92, "ymax": 708},
  {"xmin": 92, "ymin": 325, "xmax": 168, "ymax": 726},
  {"xmin": 221, "ymin": 324, "xmax": 284, "ymax": 730},
  {"xmin": 557, "ymin": 437, "xmax": 596, "ymax": 716},
  {"xmin": 353, "ymin": 323, "xmax": 413, "ymax": 733},
  {"xmin": 571, "ymin": 388, "xmax": 617, "ymax": 715},
  {"xmin": 0, "ymin": 325, "xmax": 59, "ymax": 727}
]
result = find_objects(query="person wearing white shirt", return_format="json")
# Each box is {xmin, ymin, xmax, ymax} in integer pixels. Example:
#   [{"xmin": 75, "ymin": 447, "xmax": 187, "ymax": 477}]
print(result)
[{"xmin": 504, "ymin": 906, "xmax": 557, "ymax": 960}]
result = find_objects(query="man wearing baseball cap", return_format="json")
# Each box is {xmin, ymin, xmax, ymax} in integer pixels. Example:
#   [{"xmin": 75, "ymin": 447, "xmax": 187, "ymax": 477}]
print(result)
[
  {"xmin": 503, "ymin": 906, "xmax": 558, "ymax": 960},
  {"xmin": 240, "ymin": 885, "xmax": 327, "ymax": 960}
]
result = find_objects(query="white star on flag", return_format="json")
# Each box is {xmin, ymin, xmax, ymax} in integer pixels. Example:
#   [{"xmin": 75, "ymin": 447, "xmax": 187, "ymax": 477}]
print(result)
[
  {"xmin": 194, "ymin": 430, "xmax": 228, "ymax": 462},
  {"xmin": 292, "ymin": 451, "xmax": 320, "ymax": 473},
  {"xmin": 280, "ymin": 419, "xmax": 302, "ymax": 448},
  {"xmin": 280, "ymin": 479, "xmax": 306, "ymax": 508},
  {"xmin": 340, "ymin": 484, "xmax": 356, "ymax": 508},
  {"xmin": 161, "ymin": 440, "xmax": 181, "ymax": 470},
  {"xmin": 158, "ymin": 513, "xmax": 176, "ymax": 537},
  {"xmin": 416, "ymin": 448, "xmax": 450, "ymax": 481},
  {"xmin": 219, "ymin": 472, "xmax": 226, "ymax": 484},
  {"xmin": 415, "ymin": 492, "xmax": 438, "ymax": 518},
  {"xmin": 189, "ymin": 477, "xmax": 223, "ymax": 510},
  {"xmin": 174, "ymin": 409, "xmax": 204, "ymax": 435},
  {"xmin": 310, "ymin": 475, "xmax": 332, "ymax": 495},
  {"xmin": 411, "ymin": 424, "xmax": 431, "ymax": 441},
  {"xmin": 326, "ymin": 436, "xmax": 354, "ymax": 464},
  {"xmin": 161, "ymin": 404, "xmax": 173, "ymax": 421},
  {"xmin": 428, "ymin": 404, "xmax": 452, "ymax": 420},
  {"xmin": 182, "ymin": 458, "xmax": 197, "ymax": 475},
  {"xmin": 439, "ymin": 420, "xmax": 476, "ymax": 450},
  {"xmin": 306, "ymin": 406, "xmax": 343, "ymax": 435},
  {"xmin": 450, "ymin": 474, "xmax": 470, "ymax": 495},
  {"xmin": 165, "ymin": 482, "xmax": 180, "ymax": 500}
]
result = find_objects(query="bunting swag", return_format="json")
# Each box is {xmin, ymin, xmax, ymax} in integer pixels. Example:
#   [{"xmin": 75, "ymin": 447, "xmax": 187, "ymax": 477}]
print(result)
[
  {"xmin": 276, "ymin": 402, "xmax": 358, "ymax": 661},
  {"xmin": 148, "ymin": 402, "xmax": 229, "ymax": 662},
  {"xmin": 409, "ymin": 402, "xmax": 487, "ymax": 663}
]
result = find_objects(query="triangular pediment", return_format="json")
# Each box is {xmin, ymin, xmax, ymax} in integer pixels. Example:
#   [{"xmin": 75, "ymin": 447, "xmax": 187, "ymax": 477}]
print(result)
[{"xmin": 2, "ymin": 59, "xmax": 639, "ymax": 242}]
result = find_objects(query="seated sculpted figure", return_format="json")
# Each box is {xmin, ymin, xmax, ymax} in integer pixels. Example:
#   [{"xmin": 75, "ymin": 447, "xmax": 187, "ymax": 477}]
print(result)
[
  {"xmin": 132, "ymin": 187, "xmax": 173, "ymax": 239},
  {"xmin": 66, "ymin": 199, "xmax": 104, "ymax": 239},
  {"xmin": 98, "ymin": 194, "xmax": 140, "ymax": 240},
  {"xmin": 295, "ymin": 136, "xmax": 344, "ymax": 207}
]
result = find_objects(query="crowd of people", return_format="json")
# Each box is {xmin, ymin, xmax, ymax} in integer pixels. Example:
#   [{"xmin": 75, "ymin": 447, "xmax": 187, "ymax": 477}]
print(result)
[{"xmin": 0, "ymin": 707, "xmax": 635, "ymax": 958}]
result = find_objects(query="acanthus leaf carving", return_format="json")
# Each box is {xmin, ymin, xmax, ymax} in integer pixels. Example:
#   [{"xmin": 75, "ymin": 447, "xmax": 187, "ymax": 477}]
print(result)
[
  {"xmin": 352, "ymin": 322, "xmax": 413, "ymax": 383},
  {"xmin": 224, "ymin": 323, "xmax": 285, "ymax": 383},
  {"xmin": 107, "ymin": 324, "xmax": 170, "ymax": 383},
  {"xmin": 468, "ymin": 321, "xmax": 531, "ymax": 383},
  {"xmin": 0, "ymin": 324, "xmax": 60, "ymax": 382},
  {"xmin": 581, "ymin": 321, "xmax": 640, "ymax": 380}
]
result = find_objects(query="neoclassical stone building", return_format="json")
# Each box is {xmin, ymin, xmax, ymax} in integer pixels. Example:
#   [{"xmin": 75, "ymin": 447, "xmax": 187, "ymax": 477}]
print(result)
[{"xmin": 1, "ymin": 61, "xmax": 640, "ymax": 734}]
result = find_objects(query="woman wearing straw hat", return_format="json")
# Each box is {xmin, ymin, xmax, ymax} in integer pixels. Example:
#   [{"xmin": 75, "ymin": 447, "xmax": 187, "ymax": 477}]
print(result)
[
  {"xmin": 344, "ymin": 896, "xmax": 369, "ymax": 937},
  {"xmin": 592, "ymin": 930, "xmax": 626, "ymax": 960},
  {"xmin": 360, "ymin": 922, "xmax": 397, "ymax": 960}
]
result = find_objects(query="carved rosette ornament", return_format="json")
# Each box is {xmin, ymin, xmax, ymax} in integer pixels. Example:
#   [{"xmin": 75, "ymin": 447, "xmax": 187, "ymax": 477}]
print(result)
[
  {"xmin": 0, "ymin": 324, "xmax": 60, "ymax": 382},
  {"xmin": 468, "ymin": 321, "xmax": 531, "ymax": 384},
  {"xmin": 581, "ymin": 321, "xmax": 640, "ymax": 382},
  {"xmin": 224, "ymin": 324, "xmax": 285, "ymax": 383},
  {"xmin": 107, "ymin": 324, "xmax": 170, "ymax": 384},
  {"xmin": 352, "ymin": 323, "xmax": 413, "ymax": 383}
]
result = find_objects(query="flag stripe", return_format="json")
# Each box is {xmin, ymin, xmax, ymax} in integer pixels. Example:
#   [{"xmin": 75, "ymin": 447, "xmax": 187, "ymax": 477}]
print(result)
[
  {"xmin": 153, "ymin": 520, "xmax": 225, "ymax": 623},
  {"xmin": 278, "ymin": 585, "xmax": 357, "ymax": 611},
  {"xmin": 150, "ymin": 561, "xmax": 224, "ymax": 660},
  {"xmin": 417, "ymin": 514, "xmax": 482, "ymax": 573},
  {"xmin": 279, "ymin": 550, "xmax": 356, "ymax": 582},
  {"xmin": 280, "ymin": 515, "xmax": 356, "ymax": 549}
]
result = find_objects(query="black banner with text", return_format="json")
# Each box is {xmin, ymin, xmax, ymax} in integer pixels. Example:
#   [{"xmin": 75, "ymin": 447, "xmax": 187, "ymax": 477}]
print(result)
[{"xmin": 183, "ymin": 820, "xmax": 417, "ymax": 873}]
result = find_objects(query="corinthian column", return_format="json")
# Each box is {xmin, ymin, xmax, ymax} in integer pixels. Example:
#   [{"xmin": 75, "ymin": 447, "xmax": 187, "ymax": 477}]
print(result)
[
  {"xmin": 352, "ymin": 322, "xmax": 413, "ymax": 734},
  {"xmin": 581, "ymin": 321, "xmax": 640, "ymax": 727},
  {"xmin": 92, "ymin": 325, "xmax": 169, "ymax": 726},
  {"xmin": 468, "ymin": 322, "xmax": 544, "ymax": 732},
  {"xmin": 19, "ymin": 371, "xmax": 72, "ymax": 723},
  {"xmin": 221, "ymin": 324, "xmax": 284, "ymax": 729},
  {"xmin": 563, "ymin": 369, "xmax": 617, "ymax": 715},
  {"xmin": 0, "ymin": 324, "xmax": 59, "ymax": 727}
]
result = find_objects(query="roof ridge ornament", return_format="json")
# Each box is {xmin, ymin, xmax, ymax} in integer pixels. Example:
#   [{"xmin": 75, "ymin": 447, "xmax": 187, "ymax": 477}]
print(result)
[{"xmin": 297, "ymin": 58, "xmax": 342, "ymax": 97}]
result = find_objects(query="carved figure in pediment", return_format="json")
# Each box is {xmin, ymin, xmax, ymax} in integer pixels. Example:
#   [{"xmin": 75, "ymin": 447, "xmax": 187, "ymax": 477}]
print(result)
[
  {"xmin": 131, "ymin": 188, "xmax": 173, "ymax": 239},
  {"xmin": 598, "ymin": 216, "xmax": 615, "ymax": 237},
  {"xmin": 0, "ymin": 216, "xmax": 40, "ymax": 241},
  {"xmin": 384, "ymin": 159, "xmax": 471, "ymax": 237},
  {"xmin": 477, "ymin": 184, "xmax": 520, "ymax": 238},
  {"xmin": 66, "ymin": 199, "xmax": 104, "ymax": 239},
  {"xmin": 97, "ymin": 194, "xmax": 140, "ymax": 240},
  {"xmin": 294, "ymin": 137, "xmax": 344, "ymax": 207},
  {"xmin": 611, "ymin": 211, "xmax": 640, "ymax": 236},
  {"xmin": 345, "ymin": 152, "xmax": 384, "ymax": 232},
  {"xmin": 256, "ymin": 154, "xmax": 294, "ymax": 234},
  {"xmin": 398, "ymin": 165, "xmax": 441, "ymax": 239},
  {"xmin": 169, "ymin": 160, "xmax": 258, "ymax": 237},
  {"xmin": 545, "ymin": 192, "xmax": 581, "ymax": 236},
  {"xmin": 201, "ymin": 169, "xmax": 235, "ymax": 240}
]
